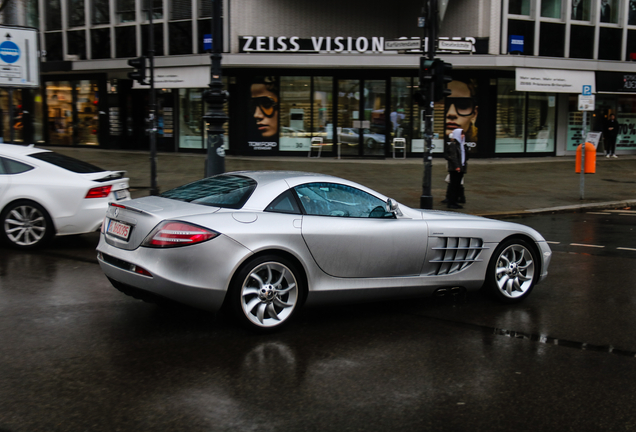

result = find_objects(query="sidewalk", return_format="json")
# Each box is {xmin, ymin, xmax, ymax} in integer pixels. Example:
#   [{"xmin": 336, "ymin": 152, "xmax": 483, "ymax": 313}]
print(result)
[{"xmin": 46, "ymin": 146, "xmax": 636, "ymax": 217}]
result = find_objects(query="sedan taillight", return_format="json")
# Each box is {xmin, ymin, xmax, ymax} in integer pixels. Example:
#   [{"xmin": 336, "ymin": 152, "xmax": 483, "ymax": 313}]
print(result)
[
  {"xmin": 143, "ymin": 221, "xmax": 218, "ymax": 248},
  {"xmin": 86, "ymin": 185, "xmax": 113, "ymax": 198}
]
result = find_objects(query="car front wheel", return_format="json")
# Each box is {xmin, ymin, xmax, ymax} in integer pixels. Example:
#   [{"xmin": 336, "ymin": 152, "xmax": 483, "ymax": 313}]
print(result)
[
  {"xmin": 230, "ymin": 255, "xmax": 304, "ymax": 332},
  {"xmin": 0, "ymin": 200, "xmax": 53, "ymax": 249},
  {"xmin": 483, "ymin": 238, "xmax": 539, "ymax": 303}
]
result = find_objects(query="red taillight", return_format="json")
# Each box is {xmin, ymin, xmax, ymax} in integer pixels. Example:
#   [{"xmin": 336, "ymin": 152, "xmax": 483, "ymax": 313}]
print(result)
[
  {"xmin": 143, "ymin": 221, "xmax": 218, "ymax": 248},
  {"xmin": 86, "ymin": 185, "xmax": 112, "ymax": 199}
]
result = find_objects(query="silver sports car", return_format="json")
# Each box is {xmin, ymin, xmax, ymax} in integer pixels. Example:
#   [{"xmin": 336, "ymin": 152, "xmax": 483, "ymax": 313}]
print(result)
[{"xmin": 97, "ymin": 171, "xmax": 551, "ymax": 332}]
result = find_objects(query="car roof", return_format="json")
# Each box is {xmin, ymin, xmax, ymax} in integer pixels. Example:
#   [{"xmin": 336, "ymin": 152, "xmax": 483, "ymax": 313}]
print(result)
[{"xmin": 0, "ymin": 143, "xmax": 49, "ymax": 158}]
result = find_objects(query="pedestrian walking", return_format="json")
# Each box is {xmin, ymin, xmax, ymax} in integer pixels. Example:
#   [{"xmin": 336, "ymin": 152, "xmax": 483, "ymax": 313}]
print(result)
[
  {"xmin": 604, "ymin": 113, "xmax": 619, "ymax": 158},
  {"xmin": 444, "ymin": 128, "xmax": 467, "ymax": 209}
]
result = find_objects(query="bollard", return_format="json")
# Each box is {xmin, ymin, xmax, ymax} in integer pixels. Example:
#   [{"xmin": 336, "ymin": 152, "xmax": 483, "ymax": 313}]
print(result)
[{"xmin": 575, "ymin": 142, "xmax": 596, "ymax": 174}]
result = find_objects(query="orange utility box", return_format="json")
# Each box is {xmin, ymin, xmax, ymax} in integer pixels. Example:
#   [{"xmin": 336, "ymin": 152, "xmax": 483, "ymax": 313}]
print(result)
[{"xmin": 575, "ymin": 142, "xmax": 596, "ymax": 174}]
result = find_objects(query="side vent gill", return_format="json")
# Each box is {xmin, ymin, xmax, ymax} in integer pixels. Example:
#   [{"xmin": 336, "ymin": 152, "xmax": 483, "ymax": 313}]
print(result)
[{"xmin": 428, "ymin": 237, "xmax": 487, "ymax": 275}]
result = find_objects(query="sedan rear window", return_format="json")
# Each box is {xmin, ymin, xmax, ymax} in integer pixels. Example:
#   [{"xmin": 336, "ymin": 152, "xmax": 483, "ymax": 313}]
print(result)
[
  {"xmin": 29, "ymin": 151, "xmax": 106, "ymax": 173},
  {"xmin": 160, "ymin": 175, "xmax": 257, "ymax": 209}
]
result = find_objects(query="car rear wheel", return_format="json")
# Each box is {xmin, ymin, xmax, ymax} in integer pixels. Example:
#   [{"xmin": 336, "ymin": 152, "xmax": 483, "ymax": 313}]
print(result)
[
  {"xmin": 0, "ymin": 200, "xmax": 53, "ymax": 249},
  {"xmin": 230, "ymin": 255, "xmax": 304, "ymax": 332},
  {"xmin": 483, "ymin": 238, "xmax": 538, "ymax": 303}
]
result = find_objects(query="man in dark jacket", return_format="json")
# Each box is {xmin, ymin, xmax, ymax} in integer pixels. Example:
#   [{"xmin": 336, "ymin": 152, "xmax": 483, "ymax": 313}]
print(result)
[
  {"xmin": 604, "ymin": 113, "xmax": 619, "ymax": 158},
  {"xmin": 444, "ymin": 128, "xmax": 467, "ymax": 209}
]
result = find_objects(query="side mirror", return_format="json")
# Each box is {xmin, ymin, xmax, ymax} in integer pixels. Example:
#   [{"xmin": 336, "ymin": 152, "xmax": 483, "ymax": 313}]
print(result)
[{"xmin": 386, "ymin": 198, "xmax": 402, "ymax": 216}]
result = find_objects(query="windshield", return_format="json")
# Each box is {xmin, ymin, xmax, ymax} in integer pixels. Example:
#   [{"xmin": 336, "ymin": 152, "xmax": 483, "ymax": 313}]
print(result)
[
  {"xmin": 160, "ymin": 174, "xmax": 257, "ymax": 209},
  {"xmin": 29, "ymin": 151, "xmax": 106, "ymax": 173}
]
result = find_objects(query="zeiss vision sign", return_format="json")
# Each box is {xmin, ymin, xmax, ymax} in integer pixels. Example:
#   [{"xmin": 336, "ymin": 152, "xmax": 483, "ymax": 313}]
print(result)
[{"xmin": 0, "ymin": 25, "xmax": 39, "ymax": 88}]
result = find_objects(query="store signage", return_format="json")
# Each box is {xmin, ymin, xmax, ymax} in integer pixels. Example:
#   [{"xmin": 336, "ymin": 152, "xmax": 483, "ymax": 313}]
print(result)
[
  {"xmin": 509, "ymin": 35, "xmax": 524, "ymax": 54},
  {"xmin": 240, "ymin": 36, "xmax": 476, "ymax": 54},
  {"xmin": 516, "ymin": 68, "xmax": 595, "ymax": 93},
  {"xmin": 0, "ymin": 25, "xmax": 39, "ymax": 88},
  {"xmin": 596, "ymin": 71, "xmax": 636, "ymax": 94},
  {"xmin": 132, "ymin": 66, "xmax": 209, "ymax": 89}
]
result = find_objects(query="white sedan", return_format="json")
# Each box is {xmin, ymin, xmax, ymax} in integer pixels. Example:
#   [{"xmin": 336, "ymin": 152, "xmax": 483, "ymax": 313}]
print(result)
[{"xmin": 0, "ymin": 144, "xmax": 130, "ymax": 249}]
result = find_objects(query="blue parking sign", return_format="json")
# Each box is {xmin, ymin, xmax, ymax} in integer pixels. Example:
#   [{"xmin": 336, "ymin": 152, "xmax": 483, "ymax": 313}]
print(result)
[{"xmin": 582, "ymin": 85, "xmax": 592, "ymax": 95}]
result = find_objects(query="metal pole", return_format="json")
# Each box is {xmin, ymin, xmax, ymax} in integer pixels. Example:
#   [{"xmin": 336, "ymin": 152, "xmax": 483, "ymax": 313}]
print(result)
[
  {"xmin": 580, "ymin": 111, "xmax": 586, "ymax": 200},
  {"xmin": 203, "ymin": 0, "xmax": 228, "ymax": 177},
  {"xmin": 147, "ymin": 0, "xmax": 158, "ymax": 195},
  {"xmin": 420, "ymin": 0, "xmax": 437, "ymax": 209}
]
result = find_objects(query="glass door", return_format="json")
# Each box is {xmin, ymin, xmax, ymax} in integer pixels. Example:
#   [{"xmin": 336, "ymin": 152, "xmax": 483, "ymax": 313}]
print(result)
[
  {"xmin": 363, "ymin": 80, "xmax": 386, "ymax": 157},
  {"xmin": 337, "ymin": 79, "xmax": 361, "ymax": 157}
]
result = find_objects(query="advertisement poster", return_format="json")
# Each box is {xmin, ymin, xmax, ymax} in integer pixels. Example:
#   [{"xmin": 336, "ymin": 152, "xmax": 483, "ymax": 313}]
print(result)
[
  {"xmin": 444, "ymin": 78, "xmax": 479, "ymax": 153},
  {"xmin": 616, "ymin": 113, "xmax": 636, "ymax": 150},
  {"xmin": 247, "ymin": 76, "xmax": 279, "ymax": 152},
  {"xmin": 567, "ymin": 111, "xmax": 591, "ymax": 151}
]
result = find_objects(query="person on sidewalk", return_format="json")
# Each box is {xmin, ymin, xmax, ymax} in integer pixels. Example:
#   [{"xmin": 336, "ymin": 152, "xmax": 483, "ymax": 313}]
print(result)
[
  {"xmin": 604, "ymin": 113, "xmax": 619, "ymax": 158},
  {"xmin": 444, "ymin": 128, "xmax": 467, "ymax": 209}
]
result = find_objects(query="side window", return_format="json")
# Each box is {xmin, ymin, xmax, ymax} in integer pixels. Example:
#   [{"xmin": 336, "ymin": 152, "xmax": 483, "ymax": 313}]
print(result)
[
  {"xmin": 0, "ymin": 157, "xmax": 33, "ymax": 174},
  {"xmin": 0, "ymin": 157, "xmax": 6, "ymax": 174},
  {"xmin": 265, "ymin": 189, "xmax": 302, "ymax": 214},
  {"xmin": 293, "ymin": 182, "xmax": 393, "ymax": 218}
]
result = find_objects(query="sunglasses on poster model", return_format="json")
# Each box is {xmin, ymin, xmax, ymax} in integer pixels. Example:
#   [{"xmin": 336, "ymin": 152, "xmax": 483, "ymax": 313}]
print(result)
[
  {"xmin": 445, "ymin": 97, "xmax": 477, "ymax": 117},
  {"xmin": 250, "ymin": 96, "xmax": 279, "ymax": 118}
]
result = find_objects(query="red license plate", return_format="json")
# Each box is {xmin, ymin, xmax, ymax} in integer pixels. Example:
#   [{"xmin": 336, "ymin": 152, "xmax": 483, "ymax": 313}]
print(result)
[{"xmin": 107, "ymin": 219, "xmax": 131, "ymax": 240}]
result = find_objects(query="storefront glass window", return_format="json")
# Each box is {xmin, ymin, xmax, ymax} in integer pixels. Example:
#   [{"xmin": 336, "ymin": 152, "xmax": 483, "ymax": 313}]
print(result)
[
  {"xmin": 630, "ymin": 0, "xmax": 636, "ymax": 25},
  {"xmin": 541, "ymin": 0, "xmax": 562, "ymax": 19},
  {"xmin": 279, "ymin": 77, "xmax": 311, "ymax": 152},
  {"xmin": 496, "ymin": 78, "xmax": 526, "ymax": 153},
  {"xmin": 338, "ymin": 79, "xmax": 361, "ymax": 157},
  {"xmin": 570, "ymin": 25, "xmax": 595, "ymax": 58},
  {"xmin": 600, "ymin": 0, "xmax": 618, "ymax": 23},
  {"xmin": 0, "ymin": 90, "xmax": 24, "ymax": 143},
  {"xmin": 509, "ymin": 0, "xmax": 531, "ymax": 15},
  {"xmin": 313, "ymin": 77, "xmax": 333, "ymax": 151},
  {"xmin": 616, "ymin": 95, "xmax": 636, "ymax": 152},
  {"xmin": 45, "ymin": 32, "xmax": 63, "ymax": 62},
  {"xmin": 178, "ymin": 88, "xmax": 204, "ymax": 149},
  {"xmin": 75, "ymin": 81, "xmax": 100, "ymax": 145},
  {"xmin": 47, "ymin": 81, "xmax": 74, "ymax": 145},
  {"xmin": 390, "ymin": 77, "xmax": 411, "ymax": 151},
  {"xmin": 527, "ymin": 93, "xmax": 556, "ymax": 152},
  {"xmin": 570, "ymin": 0, "xmax": 591, "ymax": 21},
  {"xmin": 363, "ymin": 80, "xmax": 386, "ymax": 157},
  {"xmin": 33, "ymin": 89, "xmax": 44, "ymax": 144}
]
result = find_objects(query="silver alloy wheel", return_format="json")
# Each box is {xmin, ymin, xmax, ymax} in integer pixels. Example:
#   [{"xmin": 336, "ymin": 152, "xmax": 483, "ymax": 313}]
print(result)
[
  {"xmin": 494, "ymin": 244, "xmax": 535, "ymax": 299},
  {"xmin": 240, "ymin": 261, "xmax": 299, "ymax": 328},
  {"xmin": 4, "ymin": 204, "xmax": 47, "ymax": 247}
]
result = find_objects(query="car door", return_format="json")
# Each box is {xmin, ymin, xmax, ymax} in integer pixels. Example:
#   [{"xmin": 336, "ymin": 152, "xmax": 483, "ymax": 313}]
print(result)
[
  {"xmin": 294, "ymin": 182, "xmax": 428, "ymax": 278},
  {"xmin": 0, "ymin": 157, "xmax": 12, "ymax": 205}
]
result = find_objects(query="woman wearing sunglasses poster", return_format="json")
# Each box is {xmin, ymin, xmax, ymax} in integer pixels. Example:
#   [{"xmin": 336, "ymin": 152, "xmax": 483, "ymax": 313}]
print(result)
[
  {"xmin": 445, "ymin": 79, "xmax": 478, "ymax": 149},
  {"xmin": 248, "ymin": 76, "xmax": 280, "ymax": 149},
  {"xmin": 442, "ymin": 79, "xmax": 478, "ymax": 207}
]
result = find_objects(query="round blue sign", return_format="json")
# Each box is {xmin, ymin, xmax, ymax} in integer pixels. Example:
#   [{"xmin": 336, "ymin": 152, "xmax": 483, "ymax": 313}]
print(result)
[{"xmin": 0, "ymin": 40, "xmax": 20, "ymax": 64}]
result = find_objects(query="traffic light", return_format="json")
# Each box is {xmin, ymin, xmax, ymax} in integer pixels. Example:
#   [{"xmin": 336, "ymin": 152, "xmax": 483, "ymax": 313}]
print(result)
[
  {"xmin": 433, "ymin": 60, "xmax": 452, "ymax": 102},
  {"xmin": 419, "ymin": 58, "xmax": 435, "ymax": 87},
  {"xmin": 127, "ymin": 56, "xmax": 148, "ymax": 85}
]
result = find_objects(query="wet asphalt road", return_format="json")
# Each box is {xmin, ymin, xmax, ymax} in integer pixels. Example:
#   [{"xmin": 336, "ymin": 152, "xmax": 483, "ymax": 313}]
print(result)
[{"xmin": 1, "ymin": 211, "xmax": 636, "ymax": 431}]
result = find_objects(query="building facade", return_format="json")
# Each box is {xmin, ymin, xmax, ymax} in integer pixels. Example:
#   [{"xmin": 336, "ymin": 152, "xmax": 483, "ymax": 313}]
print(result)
[{"xmin": 2, "ymin": 0, "xmax": 636, "ymax": 158}]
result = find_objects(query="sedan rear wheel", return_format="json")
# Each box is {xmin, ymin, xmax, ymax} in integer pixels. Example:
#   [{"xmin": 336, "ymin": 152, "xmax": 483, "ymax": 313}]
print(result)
[
  {"xmin": 231, "ymin": 255, "xmax": 303, "ymax": 332},
  {"xmin": 484, "ymin": 238, "xmax": 538, "ymax": 303},
  {"xmin": 1, "ymin": 201, "xmax": 52, "ymax": 249}
]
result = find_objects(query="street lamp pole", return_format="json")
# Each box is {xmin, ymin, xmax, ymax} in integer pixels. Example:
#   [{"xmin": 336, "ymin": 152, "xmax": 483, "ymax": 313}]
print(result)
[
  {"xmin": 420, "ymin": 0, "xmax": 437, "ymax": 209},
  {"xmin": 203, "ymin": 0, "xmax": 228, "ymax": 177},
  {"xmin": 147, "ymin": 0, "xmax": 158, "ymax": 195}
]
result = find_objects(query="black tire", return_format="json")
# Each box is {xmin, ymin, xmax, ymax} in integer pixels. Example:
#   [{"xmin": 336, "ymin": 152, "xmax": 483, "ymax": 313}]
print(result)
[
  {"xmin": 483, "ymin": 238, "xmax": 539, "ymax": 303},
  {"xmin": 229, "ymin": 255, "xmax": 305, "ymax": 332},
  {"xmin": 365, "ymin": 138, "xmax": 377, "ymax": 149},
  {"xmin": 0, "ymin": 200, "xmax": 53, "ymax": 249}
]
